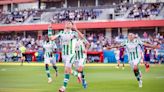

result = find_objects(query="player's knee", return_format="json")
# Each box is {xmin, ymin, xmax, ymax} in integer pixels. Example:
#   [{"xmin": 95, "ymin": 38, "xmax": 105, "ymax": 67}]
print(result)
[
  {"xmin": 133, "ymin": 65, "xmax": 138, "ymax": 72},
  {"xmin": 65, "ymin": 67, "xmax": 72, "ymax": 74},
  {"xmin": 77, "ymin": 67, "xmax": 83, "ymax": 72},
  {"xmin": 45, "ymin": 64, "xmax": 49, "ymax": 69}
]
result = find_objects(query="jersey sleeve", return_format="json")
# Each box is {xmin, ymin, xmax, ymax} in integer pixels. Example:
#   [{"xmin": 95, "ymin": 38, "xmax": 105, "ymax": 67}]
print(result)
[
  {"xmin": 73, "ymin": 31, "xmax": 79, "ymax": 38},
  {"xmin": 54, "ymin": 31, "xmax": 62, "ymax": 38},
  {"xmin": 121, "ymin": 39, "xmax": 127, "ymax": 46},
  {"xmin": 48, "ymin": 28, "xmax": 53, "ymax": 37},
  {"xmin": 137, "ymin": 38, "xmax": 143, "ymax": 45},
  {"xmin": 82, "ymin": 38, "xmax": 89, "ymax": 45},
  {"xmin": 52, "ymin": 41, "xmax": 57, "ymax": 49}
]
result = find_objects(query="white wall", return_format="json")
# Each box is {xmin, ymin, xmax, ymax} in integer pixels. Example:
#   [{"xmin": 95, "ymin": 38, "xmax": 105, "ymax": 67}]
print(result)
[
  {"xmin": 18, "ymin": 2, "xmax": 38, "ymax": 10},
  {"xmin": 3, "ymin": 5, "xmax": 8, "ymax": 12},
  {"xmin": 105, "ymin": 29, "xmax": 112, "ymax": 40},
  {"xmin": 145, "ymin": 0, "xmax": 157, "ymax": 3},
  {"xmin": 132, "ymin": 0, "xmax": 162, "ymax": 3},
  {"xmin": 122, "ymin": 28, "xmax": 128, "ymax": 37}
]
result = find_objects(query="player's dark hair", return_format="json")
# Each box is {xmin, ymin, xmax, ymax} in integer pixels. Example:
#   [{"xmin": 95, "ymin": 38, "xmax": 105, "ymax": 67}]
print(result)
[{"xmin": 67, "ymin": 20, "xmax": 74, "ymax": 25}]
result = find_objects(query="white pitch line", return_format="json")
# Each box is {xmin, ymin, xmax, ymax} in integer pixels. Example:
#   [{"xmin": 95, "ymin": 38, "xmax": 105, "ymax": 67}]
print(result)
[{"xmin": 0, "ymin": 68, "xmax": 6, "ymax": 71}]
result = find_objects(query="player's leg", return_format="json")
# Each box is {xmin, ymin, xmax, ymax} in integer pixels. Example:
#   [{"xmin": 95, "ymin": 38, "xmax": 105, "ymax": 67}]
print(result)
[
  {"xmin": 52, "ymin": 65, "xmax": 58, "ymax": 76},
  {"xmin": 44, "ymin": 57, "xmax": 52, "ymax": 83},
  {"xmin": 120, "ymin": 57, "xmax": 125, "ymax": 69},
  {"xmin": 144, "ymin": 54, "xmax": 150, "ymax": 72},
  {"xmin": 20, "ymin": 54, "xmax": 25, "ymax": 66},
  {"xmin": 130, "ymin": 60, "xmax": 142, "ymax": 88},
  {"xmin": 21, "ymin": 57, "xmax": 24, "ymax": 66},
  {"xmin": 51, "ymin": 57, "xmax": 58, "ymax": 77},
  {"xmin": 122, "ymin": 58, "xmax": 125, "ymax": 70},
  {"xmin": 76, "ymin": 58, "xmax": 87, "ymax": 88},
  {"xmin": 59, "ymin": 55, "xmax": 74, "ymax": 92},
  {"xmin": 71, "ymin": 61, "xmax": 79, "ymax": 78},
  {"xmin": 59, "ymin": 66, "xmax": 71, "ymax": 92},
  {"xmin": 116, "ymin": 57, "xmax": 120, "ymax": 68},
  {"xmin": 79, "ymin": 58, "xmax": 87, "ymax": 88}
]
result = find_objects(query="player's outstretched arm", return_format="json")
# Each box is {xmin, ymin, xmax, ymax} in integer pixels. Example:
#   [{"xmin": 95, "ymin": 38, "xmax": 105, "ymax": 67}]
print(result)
[
  {"xmin": 72, "ymin": 23, "xmax": 85, "ymax": 39},
  {"xmin": 48, "ymin": 24, "xmax": 60, "ymax": 40},
  {"xmin": 143, "ymin": 43, "xmax": 159, "ymax": 49},
  {"xmin": 50, "ymin": 35, "xmax": 58, "ymax": 40},
  {"xmin": 48, "ymin": 30, "xmax": 61, "ymax": 40},
  {"xmin": 106, "ymin": 44, "xmax": 123, "ymax": 49}
]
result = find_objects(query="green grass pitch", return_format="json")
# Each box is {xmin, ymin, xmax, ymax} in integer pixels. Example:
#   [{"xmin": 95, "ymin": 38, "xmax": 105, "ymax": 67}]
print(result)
[{"xmin": 0, "ymin": 63, "xmax": 164, "ymax": 92}]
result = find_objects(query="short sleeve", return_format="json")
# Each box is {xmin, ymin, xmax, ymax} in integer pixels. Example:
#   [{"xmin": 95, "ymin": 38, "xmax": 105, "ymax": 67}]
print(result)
[
  {"xmin": 135, "ymin": 38, "xmax": 143, "ymax": 45},
  {"xmin": 137, "ymin": 39, "xmax": 143, "ymax": 45},
  {"xmin": 121, "ymin": 39, "xmax": 127, "ymax": 46},
  {"xmin": 52, "ymin": 41, "xmax": 57, "ymax": 49},
  {"xmin": 55, "ymin": 31, "xmax": 62, "ymax": 38},
  {"xmin": 82, "ymin": 38, "xmax": 89, "ymax": 44},
  {"xmin": 72, "ymin": 31, "xmax": 79, "ymax": 38}
]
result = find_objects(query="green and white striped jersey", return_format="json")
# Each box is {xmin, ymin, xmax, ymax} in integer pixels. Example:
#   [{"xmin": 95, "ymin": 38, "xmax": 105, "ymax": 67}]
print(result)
[
  {"xmin": 121, "ymin": 38, "xmax": 143, "ymax": 61},
  {"xmin": 55, "ymin": 30, "xmax": 78, "ymax": 55},
  {"xmin": 74, "ymin": 39, "xmax": 86, "ymax": 60},
  {"xmin": 43, "ymin": 41, "xmax": 56, "ymax": 57}
]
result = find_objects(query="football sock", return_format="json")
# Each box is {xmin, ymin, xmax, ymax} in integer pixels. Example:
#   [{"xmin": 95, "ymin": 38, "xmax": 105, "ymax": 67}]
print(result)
[
  {"xmin": 45, "ymin": 64, "xmax": 51, "ymax": 79},
  {"xmin": 134, "ymin": 68, "xmax": 141, "ymax": 81},
  {"xmin": 72, "ymin": 70, "xmax": 78, "ymax": 77},
  {"xmin": 81, "ymin": 71, "xmax": 85, "ymax": 80},
  {"xmin": 53, "ymin": 65, "xmax": 58, "ymax": 73},
  {"xmin": 63, "ymin": 74, "xmax": 70, "ymax": 88}
]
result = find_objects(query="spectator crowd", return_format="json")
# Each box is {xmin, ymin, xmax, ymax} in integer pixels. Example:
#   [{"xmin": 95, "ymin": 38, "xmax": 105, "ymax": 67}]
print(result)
[
  {"xmin": 0, "ymin": 31, "xmax": 163, "ymax": 63},
  {"xmin": 0, "ymin": 8, "xmax": 37, "ymax": 24},
  {"xmin": 51, "ymin": 9, "xmax": 102, "ymax": 23},
  {"xmin": 0, "ymin": 2, "xmax": 163, "ymax": 25},
  {"xmin": 128, "ymin": 3, "xmax": 162, "ymax": 19}
]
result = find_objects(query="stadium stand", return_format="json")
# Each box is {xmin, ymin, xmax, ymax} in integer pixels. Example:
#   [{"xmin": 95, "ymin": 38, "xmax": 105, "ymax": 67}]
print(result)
[
  {"xmin": 0, "ymin": 2, "xmax": 163, "ymax": 24},
  {"xmin": 128, "ymin": 3, "xmax": 163, "ymax": 19}
]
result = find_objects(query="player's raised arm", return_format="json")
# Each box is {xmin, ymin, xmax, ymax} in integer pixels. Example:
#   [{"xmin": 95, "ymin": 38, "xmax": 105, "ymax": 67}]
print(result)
[
  {"xmin": 72, "ymin": 23, "xmax": 85, "ymax": 39},
  {"xmin": 136, "ymin": 37, "xmax": 159, "ymax": 49},
  {"xmin": 50, "ymin": 35, "xmax": 58, "ymax": 40},
  {"xmin": 72, "ymin": 22, "xmax": 91, "ymax": 49},
  {"xmin": 106, "ymin": 43, "xmax": 124, "ymax": 50},
  {"xmin": 47, "ymin": 24, "xmax": 61, "ymax": 40},
  {"xmin": 143, "ymin": 42, "xmax": 159, "ymax": 49}
]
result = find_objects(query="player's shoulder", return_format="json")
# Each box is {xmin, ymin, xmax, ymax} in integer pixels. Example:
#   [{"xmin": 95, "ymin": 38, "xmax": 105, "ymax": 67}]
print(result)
[
  {"xmin": 50, "ymin": 40, "xmax": 55, "ymax": 44},
  {"xmin": 58, "ymin": 30, "xmax": 64, "ymax": 34},
  {"xmin": 122, "ymin": 39, "xmax": 129, "ymax": 44},
  {"xmin": 134, "ymin": 38, "xmax": 143, "ymax": 44},
  {"xmin": 70, "ymin": 31, "xmax": 78, "ymax": 34}
]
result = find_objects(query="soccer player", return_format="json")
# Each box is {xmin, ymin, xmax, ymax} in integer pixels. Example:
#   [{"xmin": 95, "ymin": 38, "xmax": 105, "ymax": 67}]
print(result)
[
  {"xmin": 113, "ymin": 47, "xmax": 119, "ymax": 67},
  {"xmin": 144, "ymin": 46, "xmax": 151, "ymax": 72},
  {"xmin": 109, "ymin": 33, "xmax": 158, "ymax": 88},
  {"xmin": 19, "ymin": 43, "xmax": 26, "ymax": 66},
  {"xmin": 71, "ymin": 38, "xmax": 90, "ymax": 88},
  {"xmin": 113, "ymin": 42, "xmax": 125, "ymax": 69},
  {"xmin": 50, "ymin": 21, "xmax": 86, "ymax": 92},
  {"xmin": 43, "ymin": 35, "xmax": 58, "ymax": 83}
]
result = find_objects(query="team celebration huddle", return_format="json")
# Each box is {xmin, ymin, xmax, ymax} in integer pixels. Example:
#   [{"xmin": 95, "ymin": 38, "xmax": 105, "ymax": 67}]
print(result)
[
  {"xmin": 41, "ymin": 21, "xmax": 160, "ymax": 92},
  {"xmin": 43, "ymin": 21, "xmax": 90, "ymax": 92},
  {"xmin": 0, "ymin": 1, "xmax": 164, "ymax": 92}
]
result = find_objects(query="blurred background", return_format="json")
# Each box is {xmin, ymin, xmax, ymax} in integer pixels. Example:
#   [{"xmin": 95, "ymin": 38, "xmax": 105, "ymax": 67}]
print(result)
[{"xmin": 0, "ymin": 0, "xmax": 163, "ymax": 63}]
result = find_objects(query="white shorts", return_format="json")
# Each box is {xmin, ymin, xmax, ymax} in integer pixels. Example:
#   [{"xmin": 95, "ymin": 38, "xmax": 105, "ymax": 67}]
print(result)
[
  {"xmin": 62, "ymin": 54, "xmax": 75, "ymax": 68},
  {"xmin": 129, "ymin": 59, "xmax": 140, "ymax": 69},
  {"xmin": 74, "ymin": 58, "xmax": 86, "ymax": 69},
  {"xmin": 44, "ymin": 56, "xmax": 56, "ymax": 65},
  {"xmin": 116, "ymin": 56, "xmax": 119, "ymax": 61}
]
